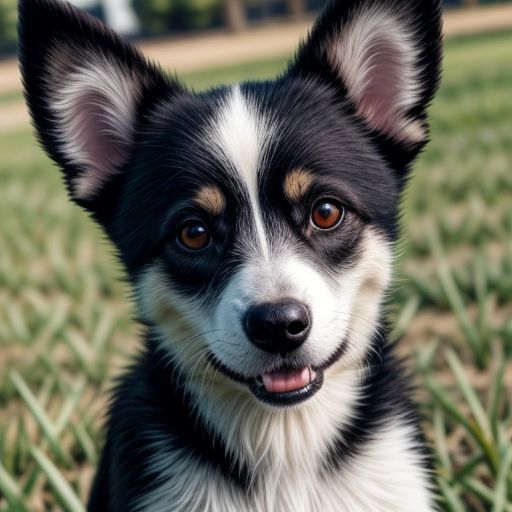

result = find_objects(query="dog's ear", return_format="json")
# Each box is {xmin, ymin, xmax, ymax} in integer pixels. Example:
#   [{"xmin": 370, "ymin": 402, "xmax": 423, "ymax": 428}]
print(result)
[
  {"xmin": 18, "ymin": 0, "xmax": 180, "ymax": 216},
  {"xmin": 289, "ymin": 0, "xmax": 443, "ymax": 165}
]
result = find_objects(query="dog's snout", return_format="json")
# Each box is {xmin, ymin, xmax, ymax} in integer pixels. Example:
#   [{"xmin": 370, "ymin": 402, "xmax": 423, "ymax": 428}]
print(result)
[{"xmin": 243, "ymin": 299, "xmax": 311, "ymax": 354}]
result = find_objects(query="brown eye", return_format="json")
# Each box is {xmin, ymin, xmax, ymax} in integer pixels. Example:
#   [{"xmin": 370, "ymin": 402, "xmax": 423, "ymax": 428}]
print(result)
[
  {"xmin": 311, "ymin": 200, "xmax": 344, "ymax": 230},
  {"xmin": 177, "ymin": 221, "xmax": 211, "ymax": 251}
]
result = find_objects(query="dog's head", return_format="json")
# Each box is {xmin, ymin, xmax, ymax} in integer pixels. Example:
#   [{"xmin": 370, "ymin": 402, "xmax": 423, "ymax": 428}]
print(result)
[{"xmin": 20, "ymin": 0, "xmax": 442, "ymax": 407}]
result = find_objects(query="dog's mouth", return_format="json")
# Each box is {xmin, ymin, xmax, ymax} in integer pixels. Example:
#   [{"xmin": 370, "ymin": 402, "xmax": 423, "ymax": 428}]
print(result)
[
  {"xmin": 250, "ymin": 366, "xmax": 324, "ymax": 406},
  {"xmin": 206, "ymin": 340, "xmax": 346, "ymax": 407}
]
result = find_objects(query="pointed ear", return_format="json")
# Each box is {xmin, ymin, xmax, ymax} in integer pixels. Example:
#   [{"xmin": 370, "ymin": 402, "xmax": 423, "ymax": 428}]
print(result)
[
  {"xmin": 18, "ymin": 0, "xmax": 179, "ymax": 212},
  {"xmin": 290, "ymin": 0, "xmax": 443, "ymax": 157}
]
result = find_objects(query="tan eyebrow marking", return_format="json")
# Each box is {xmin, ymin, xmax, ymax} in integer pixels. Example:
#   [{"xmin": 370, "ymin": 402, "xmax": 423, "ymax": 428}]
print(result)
[
  {"xmin": 283, "ymin": 169, "xmax": 314, "ymax": 202},
  {"xmin": 194, "ymin": 185, "xmax": 226, "ymax": 215}
]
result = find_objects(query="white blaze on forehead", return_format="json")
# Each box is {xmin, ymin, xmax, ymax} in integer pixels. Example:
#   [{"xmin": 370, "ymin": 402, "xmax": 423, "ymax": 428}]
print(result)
[{"xmin": 208, "ymin": 85, "xmax": 275, "ymax": 259}]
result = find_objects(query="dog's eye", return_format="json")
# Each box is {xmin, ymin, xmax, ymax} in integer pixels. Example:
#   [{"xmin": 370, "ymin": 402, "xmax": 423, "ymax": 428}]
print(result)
[
  {"xmin": 311, "ymin": 200, "xmax": 344, "ymax": 230},
  {"xmin": 177, "ymin": 221, "xmax": 211, "ymax": 251}
]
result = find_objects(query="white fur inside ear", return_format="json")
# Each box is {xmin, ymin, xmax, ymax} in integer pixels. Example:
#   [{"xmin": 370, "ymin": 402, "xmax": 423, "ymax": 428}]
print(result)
[
  {"xmin": 48, "ymin": 54, "xmax": 140, "ymax": 200},
  {"xmin": 326, "ymin": 5, "xmax": 425, "ymax": 143}
]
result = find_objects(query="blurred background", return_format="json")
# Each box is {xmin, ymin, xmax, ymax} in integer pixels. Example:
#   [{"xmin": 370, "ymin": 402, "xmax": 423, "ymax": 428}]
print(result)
[{"xmin": 0, "ymin": 0, "xmax": 511, "ymax": 510}]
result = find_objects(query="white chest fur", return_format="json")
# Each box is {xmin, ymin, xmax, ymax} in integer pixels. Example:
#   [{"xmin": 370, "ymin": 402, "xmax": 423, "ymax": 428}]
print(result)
[
  {"xmin": 136, "ymin": 421, "xmax": 433, "ymax": 512},
  {"xmin": 135, "ymin": 378, "xmax": 434, "ymax": 512}
]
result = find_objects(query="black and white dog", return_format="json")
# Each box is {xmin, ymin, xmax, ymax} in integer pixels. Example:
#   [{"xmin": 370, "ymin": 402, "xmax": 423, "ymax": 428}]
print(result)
[{"xmin": 19, "ymin": 0, "xmax": 443, "ymax": 509}]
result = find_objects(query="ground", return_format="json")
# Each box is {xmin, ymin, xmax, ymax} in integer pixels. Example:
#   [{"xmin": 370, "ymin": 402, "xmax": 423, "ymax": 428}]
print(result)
[{"xmin": 0, "ymin": 24, "xmax": 511, "ymax": 512}]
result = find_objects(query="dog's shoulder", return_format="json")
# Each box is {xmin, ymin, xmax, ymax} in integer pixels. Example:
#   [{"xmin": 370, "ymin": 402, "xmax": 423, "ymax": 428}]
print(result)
[{"xmin": 89, "ymin": 340, "xmax": 250, "ymax": 511}]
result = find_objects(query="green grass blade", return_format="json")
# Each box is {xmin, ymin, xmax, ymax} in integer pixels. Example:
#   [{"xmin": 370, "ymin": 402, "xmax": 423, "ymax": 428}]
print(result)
[
  {"xmin": 0, "ymin": 462, "xmax": 29, "ymax": 511},
  {"xmin": 445, "ymin": 349, "xmax": 493, "ymax": 440},
  {"xmin": 453, "ymin": 453, "xmax": 485, "ymax": 482},
  {"xmin": 465, "ymin": 478, "xmax": 512, "ymax": 512},
  {"xmin": 492, "ymin": 444, "xmax": 512, "ymax": 512},
  {"xmin": 488, "ymin": 348, "xmax": 506, "ymax": 440},
  {"xmin": 29, "ymin": 446, "xmax": 85, "ymax": 512},
  {"xmin": 390, "ymin": 294, "xmax": 421, "ymax": 342},
  {"xmin": 426, "ymin": 223, "xmax": 485, "ymax": 366},
  {"xmin": 54, "ymin": 377, "xmax": 85, "ymax": 436},
  {"xmin": 438, "ymin": 478, "xmax": 466, "ymax": 512},
  {"xmin": 428, "ymin": 378, "xmax": 474, "ymax": 434},
  {"xmin": 433, "ymin": 407, "xmax": 451, "ymax": 473},
  {"xmin": 445, "ymin": 349, "xmax": 499, "ymax": 474},
  {"xmin": 9, "ymin": 370, "xmax": 69, "ymax": 465}
]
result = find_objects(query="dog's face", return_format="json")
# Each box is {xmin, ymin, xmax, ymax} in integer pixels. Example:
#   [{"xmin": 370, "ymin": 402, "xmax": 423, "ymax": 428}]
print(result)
[{"xmin": 20, "ymin": 0, "xmax": 442, "ymax": 407}]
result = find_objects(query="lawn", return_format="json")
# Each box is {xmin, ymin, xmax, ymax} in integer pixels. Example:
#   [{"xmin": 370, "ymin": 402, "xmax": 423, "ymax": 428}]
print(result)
[{"xmin": 1, "ymin": 30, "xmax": 511, "ymax": 511}]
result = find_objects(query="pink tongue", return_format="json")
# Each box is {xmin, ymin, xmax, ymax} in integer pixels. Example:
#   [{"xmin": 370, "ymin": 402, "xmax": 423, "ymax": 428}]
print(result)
[{"xmin": 262, "ymin": 368, "xmax": 316, "ymax": 393}]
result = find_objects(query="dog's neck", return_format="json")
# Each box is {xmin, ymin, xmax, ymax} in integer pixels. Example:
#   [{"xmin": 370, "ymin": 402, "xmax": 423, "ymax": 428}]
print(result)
[{"xmin": 192, "ymin": 358, "xmax": 362, "ymax": 480}]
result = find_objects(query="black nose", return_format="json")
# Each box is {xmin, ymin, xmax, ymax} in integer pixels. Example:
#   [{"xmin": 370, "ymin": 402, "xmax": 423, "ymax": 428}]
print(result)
[{"xmin": 243, "ymin": 299, "xmax": 311, "ymax": 354}]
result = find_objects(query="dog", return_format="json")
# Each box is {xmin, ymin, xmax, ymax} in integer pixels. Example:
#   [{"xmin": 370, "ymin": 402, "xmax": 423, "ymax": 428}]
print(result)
[{"xmin": 19, "ymin": 0, "xmax": 443, "ymax": 510}]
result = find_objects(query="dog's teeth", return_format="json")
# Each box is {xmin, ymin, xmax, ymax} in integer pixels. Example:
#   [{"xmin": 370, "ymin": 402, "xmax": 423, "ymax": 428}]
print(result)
[{"xmin": 307, "ymin": 367, "xmax": 317, "ymax": 384}]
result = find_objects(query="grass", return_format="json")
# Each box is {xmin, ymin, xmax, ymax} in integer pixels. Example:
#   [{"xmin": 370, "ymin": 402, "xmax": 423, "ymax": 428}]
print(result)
[
  {"xmin": 183, "ymin": 54, "xmax": 290, "ymax": 89},
  {"xmin": 0, "ymin": 90, "xmax": 23, "ymax": 106},
  {"xmin": 0, "ymin": 29, "xmax": 511, "ymax": 511}
]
